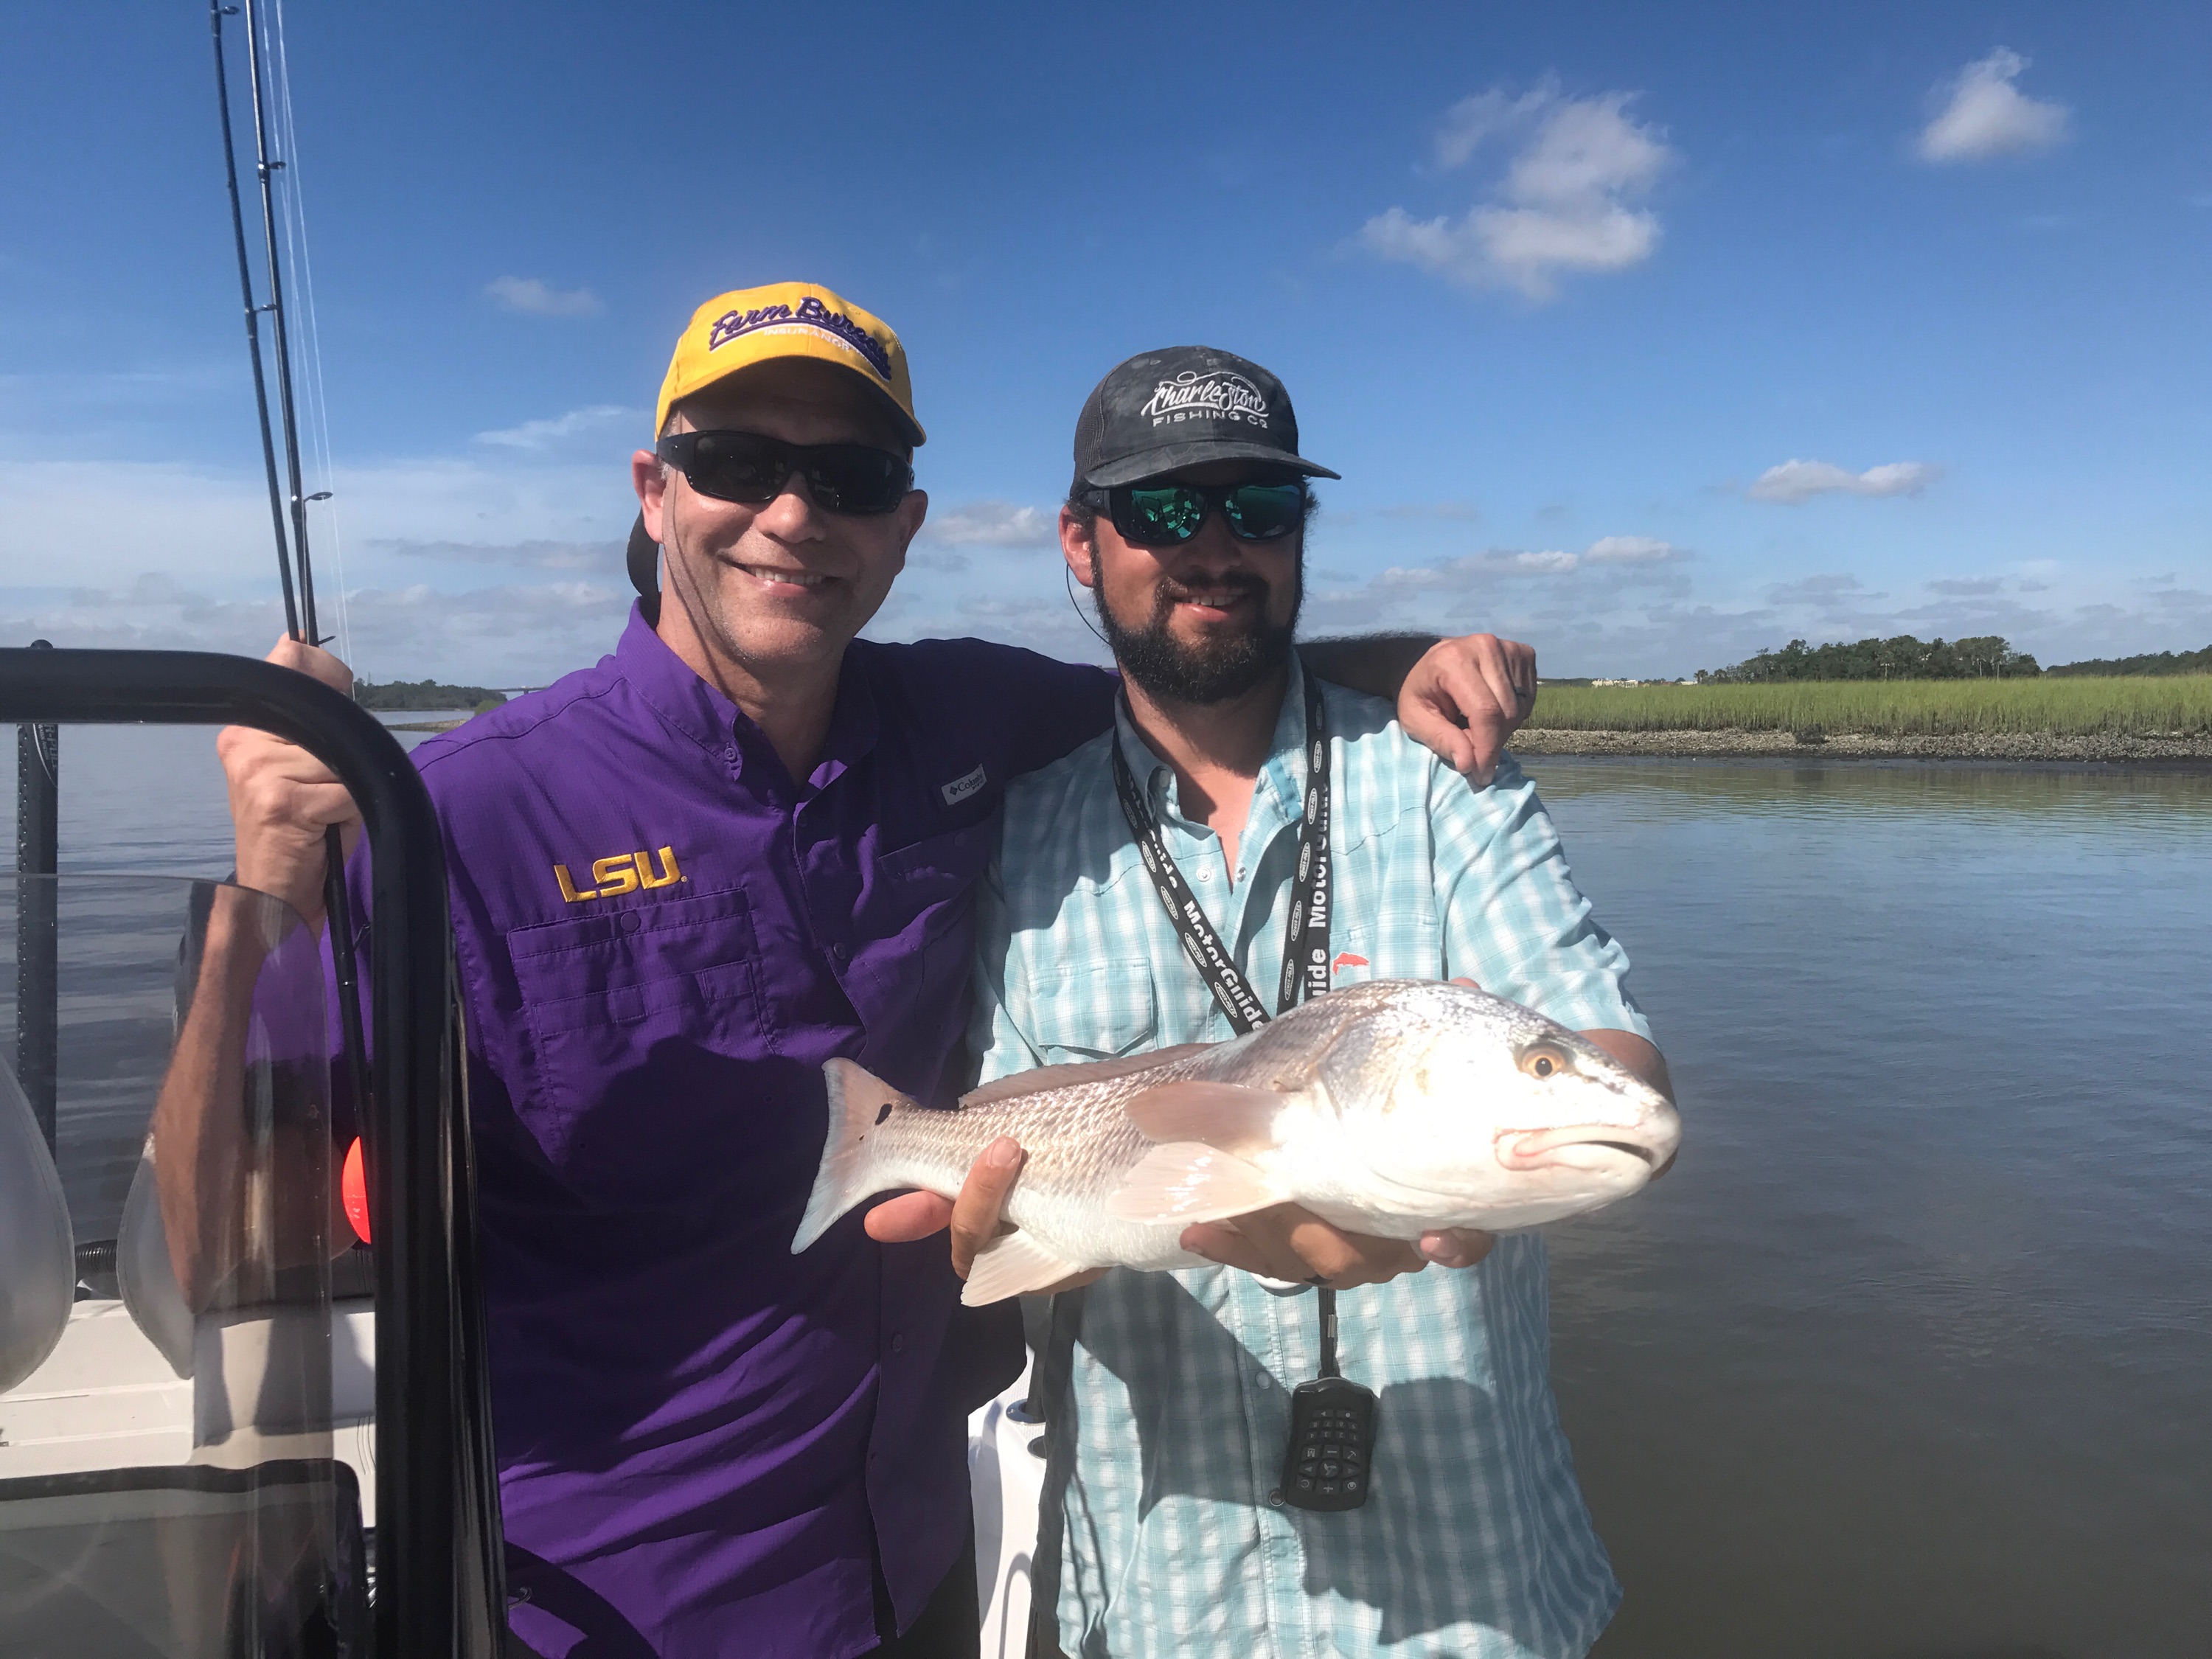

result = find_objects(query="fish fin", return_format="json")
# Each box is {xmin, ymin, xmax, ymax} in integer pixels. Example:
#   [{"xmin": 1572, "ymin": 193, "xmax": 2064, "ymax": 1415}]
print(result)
[
  {"xmin": 1105, "ymin": 1141, "xmax": 1287, "ymax": 1225},
  {"xmin": 959, "ymin": 1042, "xmax": 1215, "ymax": 1108},
  {"xmin": 1121, "ymin": 1082, "xmax": 1289, "ymax": 1155},
  {"xmin": 961, "ymin": 1231, "xmax": 1087, "ymax": 1307},
  {"xmin": 792, "ymin": 1059, "xmax": 908, "ymax": 1255}
]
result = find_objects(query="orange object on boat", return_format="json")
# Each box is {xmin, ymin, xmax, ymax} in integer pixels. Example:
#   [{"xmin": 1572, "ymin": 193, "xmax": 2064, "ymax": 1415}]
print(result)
[{"xmin": 341, "ymin": 1136, "xmax": 371, "ymax": 1243}]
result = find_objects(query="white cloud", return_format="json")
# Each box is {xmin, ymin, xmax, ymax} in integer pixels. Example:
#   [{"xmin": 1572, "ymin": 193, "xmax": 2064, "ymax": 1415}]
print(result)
[
  {"xmin": 0, "ymin": 577, "xmax": 630, "ymax": 686},
  {"xmin": 1405, "ymin": 535, "xmax": 1687, "ymax": 582},
  {"xmin": 919, "ymin": 499, "xmax": 1057, "ymax": 549},
  {"xmin": 1918, "ymin": 49, "xmax": 2070, "ymax": 164},
  {"xmin": 383, "ymin": 538, "xmax": 619, "ymax": 571},
  {"xmin": 474, "ymin": 406, "xmax": 640, "ymax": 450},
  {"xmin": 1746, "ymin": 459, "xmax": 1941, "ymax": 504},
  {"xmin": 0, "ymin": 459, "xmax": 291, "ymax": 591},
  {"xmin": 1767, "ymin": 571, "xmax": 1883, "ymax": 610},
  {"xmin": 1362, "ymin": 86, "xmax": 1673, "ymax": 301},
  {"xmin": 1431, "ymin": 83, "xmax": 1557, "ymax": 170},
  {"xmin": 1582, "ymin": 535, "xmax": 1680, "ymax": 564},
  {"xmin": 0, "ymin": 443, "xmax": 637, "ymax": 681},
  {"xmin": 1300, "ymin": 536, "xmax": 1688, "ymax": 632},
  {"xmin": 484, "ymin": 276, "xmax": 604, "ymax": 319}
]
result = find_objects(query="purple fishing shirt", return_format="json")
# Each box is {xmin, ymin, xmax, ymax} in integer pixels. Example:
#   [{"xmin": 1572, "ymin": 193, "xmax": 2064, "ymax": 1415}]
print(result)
[{"xmin": 369, "ymin": 608, "xmax": 1113, "ymax": 1657}]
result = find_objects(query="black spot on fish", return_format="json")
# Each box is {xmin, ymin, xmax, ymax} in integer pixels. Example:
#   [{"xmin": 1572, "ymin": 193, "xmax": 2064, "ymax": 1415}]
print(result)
[{"xmin": 876, "ymin": 1103, "xmax": 894, "ymax": 1126}]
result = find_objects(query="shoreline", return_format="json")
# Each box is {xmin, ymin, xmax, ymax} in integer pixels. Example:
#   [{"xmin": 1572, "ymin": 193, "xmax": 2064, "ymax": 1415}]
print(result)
[
  {"xmin": 398, "ymin": 717, "xmax": 2212, "ymax": 765},
  {"xmin": 395, "ymin": 718, "xmax": 2212, "ymax": 765},
  {"xmin": 1511, "ymin": 727, "xmax": 2212, "ymax": 765}
]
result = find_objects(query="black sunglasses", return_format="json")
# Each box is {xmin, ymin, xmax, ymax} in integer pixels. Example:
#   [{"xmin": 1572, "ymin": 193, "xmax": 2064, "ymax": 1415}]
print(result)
[
  {"xmin": 1082, "ymin": 480, "xmax": 1309, "ymax": 547},
  {"xmin": 657, "ymin": 430, "xmax": 914, "ymax": 516}
]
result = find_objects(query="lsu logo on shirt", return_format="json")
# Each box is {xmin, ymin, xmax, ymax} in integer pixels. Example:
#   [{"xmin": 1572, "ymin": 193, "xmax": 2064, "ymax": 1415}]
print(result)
[{"xmin": 554, "ymin": 846, "xmax": 684, "ymax": 903}]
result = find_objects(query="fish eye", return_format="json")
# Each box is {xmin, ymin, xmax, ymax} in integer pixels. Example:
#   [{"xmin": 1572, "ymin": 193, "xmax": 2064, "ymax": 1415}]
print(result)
[{"xmin": 1519, "ymin": 1044, "xmax": 1572, "ymax": 1081}]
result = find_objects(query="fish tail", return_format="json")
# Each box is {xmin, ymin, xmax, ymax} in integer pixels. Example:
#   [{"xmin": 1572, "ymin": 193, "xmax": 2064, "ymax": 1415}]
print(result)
[{"xmin": 792, "ymin": 1058, "xmax": 909, "ymax": 1254}]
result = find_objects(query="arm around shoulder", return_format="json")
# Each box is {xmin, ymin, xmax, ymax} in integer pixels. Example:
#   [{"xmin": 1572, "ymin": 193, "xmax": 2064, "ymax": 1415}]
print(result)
[
  {"xmin": 1304, "ymin": 630, "xmax": 1537, "ymax": 784},
  {"xmin": 939, "ymin": 639, "xmax": 1119, "ymax": 780}
]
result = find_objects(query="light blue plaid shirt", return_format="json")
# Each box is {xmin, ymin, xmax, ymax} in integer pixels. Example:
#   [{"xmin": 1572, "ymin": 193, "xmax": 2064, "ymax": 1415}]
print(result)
[{"xmin": 968, "ymin": 657, "xmax": 1654, "ymax": 1659}]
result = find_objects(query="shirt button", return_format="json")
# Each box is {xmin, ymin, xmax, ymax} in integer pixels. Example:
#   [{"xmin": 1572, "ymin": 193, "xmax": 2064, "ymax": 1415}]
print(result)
[
  {"xmin": 891, "ymin": 1333, "xmax": 905, "ymax": 1353},
  {"xmin": 830, "ymin": 942, "xmax": 850, "ymax": 965},
  {"xmin": 1195, "ymin": 865, "xmax": 1211, "ymax": 883}
]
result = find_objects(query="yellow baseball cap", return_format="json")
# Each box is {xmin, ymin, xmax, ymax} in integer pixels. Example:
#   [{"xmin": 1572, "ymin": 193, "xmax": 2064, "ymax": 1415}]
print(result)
[{"xmin": 654, "ymin": 281, "xmax": 925, "ymax": 445}]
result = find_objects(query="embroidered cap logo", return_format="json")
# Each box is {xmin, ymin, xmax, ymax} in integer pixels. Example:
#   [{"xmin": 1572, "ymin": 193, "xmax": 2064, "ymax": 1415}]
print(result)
[
  {"xmin": 705, "ymin": 294, "xmax": 895, "ymax": 382},
  {"xmin": 1138, "ymin": 370, "xmax": 1272, "ymax": 429}
]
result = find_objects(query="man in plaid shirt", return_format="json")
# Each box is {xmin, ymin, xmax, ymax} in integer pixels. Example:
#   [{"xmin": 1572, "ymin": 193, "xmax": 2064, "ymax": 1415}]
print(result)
[{"xmin": 886, "ymin": 347, "xmax": 1672, "ymax": 1658}]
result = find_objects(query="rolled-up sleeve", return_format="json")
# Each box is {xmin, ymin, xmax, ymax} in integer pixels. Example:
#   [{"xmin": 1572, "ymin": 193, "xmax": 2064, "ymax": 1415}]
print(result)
[{"xmin": 1431, "ymin": 754, "xmax": 1655, "ymax": 1044}]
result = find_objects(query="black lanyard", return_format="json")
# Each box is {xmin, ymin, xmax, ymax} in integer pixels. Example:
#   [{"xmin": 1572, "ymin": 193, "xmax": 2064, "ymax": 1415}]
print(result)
[
  {"xmin": 1108, "ymin": 671, "xmax": 1332, "ymax": 1036},
  {"xmin": 1110, "ymin": 672, "xmax": 1377, "ymax": 1512}
]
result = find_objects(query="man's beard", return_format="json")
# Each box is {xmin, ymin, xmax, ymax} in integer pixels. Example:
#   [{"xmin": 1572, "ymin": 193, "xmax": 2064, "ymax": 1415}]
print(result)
[{"xmin": 1092, "ymin": 549, "xmax": 1302, "ymax": 706}]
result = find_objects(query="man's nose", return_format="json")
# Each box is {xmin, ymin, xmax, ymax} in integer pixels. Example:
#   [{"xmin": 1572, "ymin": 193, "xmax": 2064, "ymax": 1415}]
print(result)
[
  {"xmin": 751, "ymin": 468, "xmax": 828, "ymax": 538},
  {"xmin": 1166, "ymin": 511, "xmax": 1254, "ymax": 567}
]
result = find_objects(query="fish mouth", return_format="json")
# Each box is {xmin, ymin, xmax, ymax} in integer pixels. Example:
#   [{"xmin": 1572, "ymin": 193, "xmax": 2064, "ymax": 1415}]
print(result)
[{"xmin": 1498, "ymin": 1122, "xmax": 1676, "ymax": 1173}]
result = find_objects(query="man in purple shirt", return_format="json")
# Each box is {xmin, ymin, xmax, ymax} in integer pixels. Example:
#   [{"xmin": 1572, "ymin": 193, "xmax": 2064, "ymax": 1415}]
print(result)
[{"xmin": 206, "ymin": 282, "xmax": 1536, "ymax": 1658}]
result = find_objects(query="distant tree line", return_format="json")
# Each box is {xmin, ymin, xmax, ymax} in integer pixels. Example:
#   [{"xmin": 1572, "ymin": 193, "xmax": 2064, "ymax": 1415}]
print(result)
[
  {"xmin": 355, "ymin": 677, "xmax": 509, "ymax": 712},
  {"xmin": 1695, "ymin": 635, "xmax": 2040, "ymax": 684},
  {"xmin": 2044, "ymin": 644, "xmax": 2212, "ymax": 678}
]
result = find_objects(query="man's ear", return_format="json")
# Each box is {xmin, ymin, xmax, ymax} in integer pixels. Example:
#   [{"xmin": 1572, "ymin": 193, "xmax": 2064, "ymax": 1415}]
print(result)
[
  {"xmin": 1060, "ymin": 507, "xmax": 1096, "ymax": 588},
  {"xmin": 634, "ymin": 451, "xmax": 669, "ymax": 543},
  {"xmin": 897, "ymin": 487, "xmax": 929, "ymax": 554}
]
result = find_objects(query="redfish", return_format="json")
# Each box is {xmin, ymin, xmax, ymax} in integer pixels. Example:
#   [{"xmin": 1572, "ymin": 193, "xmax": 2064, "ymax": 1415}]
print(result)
[{"xmin": 793, "ymin": 979, "xmax": 1679, "ymax": 1305}]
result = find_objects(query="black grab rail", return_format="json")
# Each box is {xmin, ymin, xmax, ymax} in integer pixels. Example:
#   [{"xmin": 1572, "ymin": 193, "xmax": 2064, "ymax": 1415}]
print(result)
[{"xmin": 0, "ymin": 647, "xmax": 506, "ymax": 1659}]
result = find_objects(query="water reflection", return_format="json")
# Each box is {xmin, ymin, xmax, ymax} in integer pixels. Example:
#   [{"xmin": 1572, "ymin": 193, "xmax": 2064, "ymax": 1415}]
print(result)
[
  {"xmin": 1532, "ymin": 758, "xmax": 2212, "ymax": 1659},
  {"xmin": 1531, "ymin": 753, "xmax": 2212, "ymax": 832}
]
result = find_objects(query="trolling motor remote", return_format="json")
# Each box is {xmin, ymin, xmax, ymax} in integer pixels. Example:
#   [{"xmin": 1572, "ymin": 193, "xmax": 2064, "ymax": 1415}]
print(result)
[
  {"xmin": 1276, "ymin": 1289, "xmax": 1379, "ymax": 1512},
  {"xmin": 1280, "ymin": 1375, "xmax": 1379, "ymax": 1510}
]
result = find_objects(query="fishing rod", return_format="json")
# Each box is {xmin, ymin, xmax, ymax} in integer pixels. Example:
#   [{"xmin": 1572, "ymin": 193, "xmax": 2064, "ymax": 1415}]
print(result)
[{"xmin": 209, "ymin": 0, "xmax": 372, "ymax": 1173}]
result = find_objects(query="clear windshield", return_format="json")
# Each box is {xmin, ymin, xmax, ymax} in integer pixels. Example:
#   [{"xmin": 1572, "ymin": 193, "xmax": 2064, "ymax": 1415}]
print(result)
[{"xmin": 1, "ymin": 874, "xmax": 369, "ymax": 1657}]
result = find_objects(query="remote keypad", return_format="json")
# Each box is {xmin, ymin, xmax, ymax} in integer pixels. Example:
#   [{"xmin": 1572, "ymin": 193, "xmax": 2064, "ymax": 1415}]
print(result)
[{"xmin": 1279, "ymin": 1375, "xmax": 1378, "ymax": 1512}]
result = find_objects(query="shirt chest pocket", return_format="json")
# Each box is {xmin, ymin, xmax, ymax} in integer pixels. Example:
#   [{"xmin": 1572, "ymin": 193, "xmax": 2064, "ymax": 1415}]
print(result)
[
  {"xmin": 1009, "ymin": 958, "xmax": 1161, "ymax": 1063},
  {"xmin": 507, "ymin": 885, "xmax": 766, "ymax": 1139},
  {"xmin": 511, "ymin": 886, "xmax": 762, "ymax": 1027},
  {"xmin": 860, "ymin": 820, "xmax": 996, "ymax": 987},
  {"xmin": 867, "ymin": 820, "xmax": 994, "ymax": 923}
]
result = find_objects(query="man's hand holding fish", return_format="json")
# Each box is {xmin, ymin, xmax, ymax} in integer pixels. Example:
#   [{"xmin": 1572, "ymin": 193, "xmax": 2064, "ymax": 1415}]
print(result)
[{"xmin": 861, "ymin": 1121, "xmax": 1501, "ymax": 1289}]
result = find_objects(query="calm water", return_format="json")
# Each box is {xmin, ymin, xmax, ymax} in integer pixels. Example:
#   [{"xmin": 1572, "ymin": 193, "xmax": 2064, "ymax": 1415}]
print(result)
[
  {"xmin": 3, "ymin": 717, "xmax": 448, "ymax": 1239},
  {"xmin": 1535, "ymin": 757, "xmax": 2212, "ymax": 1659},
  {"xmin": 7, "ymin": 730, "xmax": 2209, "ymax": 1655}
]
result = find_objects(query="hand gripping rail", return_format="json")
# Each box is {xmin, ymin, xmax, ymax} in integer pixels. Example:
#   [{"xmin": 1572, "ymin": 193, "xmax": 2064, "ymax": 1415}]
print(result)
[{"xmin": 0, "ymin": 647, "xmax": 506, "ymax": 1659}]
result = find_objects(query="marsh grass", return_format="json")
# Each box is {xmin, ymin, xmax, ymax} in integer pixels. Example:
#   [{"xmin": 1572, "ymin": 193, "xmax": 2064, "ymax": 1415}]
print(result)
[{"xmin": 1529, "ymin": 676, "xmax": 2212, "ymax": 737}]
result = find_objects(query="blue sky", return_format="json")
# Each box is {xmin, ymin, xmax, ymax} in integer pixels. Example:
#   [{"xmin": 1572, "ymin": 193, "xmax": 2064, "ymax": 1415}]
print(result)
[{"xmin": 3, "ymin": 1, "xmax": 2207, "ymax": 684}]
